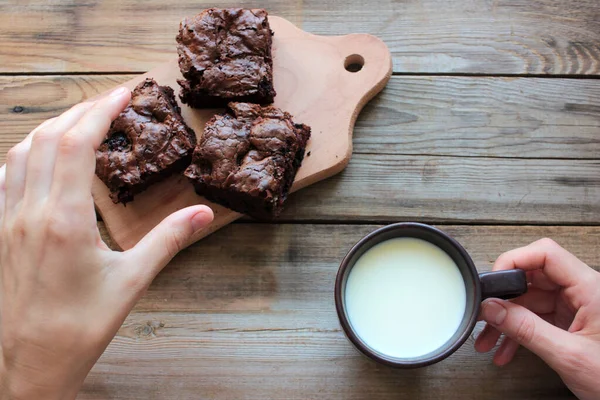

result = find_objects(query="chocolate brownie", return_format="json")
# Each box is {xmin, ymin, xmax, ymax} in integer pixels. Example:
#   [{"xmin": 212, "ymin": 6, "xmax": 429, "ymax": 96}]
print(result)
[
  {"xmin": 96, "ymin": 78, "xmax": 196, "ymax": 204},
  {"xmin": 176, "ymin": 8, "xmax": 276, "ymax": 108},
  {"xmin": 184, "ymin": 102, "xmax": 311, "ymax": 219}
]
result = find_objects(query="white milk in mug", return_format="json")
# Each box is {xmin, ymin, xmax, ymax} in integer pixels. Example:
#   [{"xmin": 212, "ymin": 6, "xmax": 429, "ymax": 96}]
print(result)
[{"xmin": 344, "ymin": 237, "xmax": 467, "ymax": 358}]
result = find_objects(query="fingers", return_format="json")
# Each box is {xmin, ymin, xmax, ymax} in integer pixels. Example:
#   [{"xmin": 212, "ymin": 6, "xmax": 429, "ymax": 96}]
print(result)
[
  {"xmin": 23, "ymin": 102, "xmax": 95, "ymax": 202},
  {"xmin": 494, "ymin": 238, "xmax": 597, "ymax": 291},
  {"xmin": 50, "ymin": 87, "xmax": 130, "ymax": 205},
  {"xmin": 480, "ymin": 298, "xmax": 576, "ymax": 368},
  {"xmin": 493, "ymin": 337, "xmax": 520, "ymax": 366},
  {"xmin": 527, "ymin": 270, "xmax": 559, "ymax": 291},
  {"xmin": 513, "ymin": 287, "xmax": 557, "ymax": 315},
  {"xmin": 475, "ymin": 288, "xmax": 557, "ymax": 357},
  {"xmin": 69, "ymin": 87, "xmax": 130, "ymax": 150},
  {"xmin": 0, "ymin": 165, "xmax": 6, "ymax": 221},
  {"xmin": 492, "ymin": 312, "xmax": 560, "ymax": 366},
  {"xmin": 4, "ymin": 138, "xmax": 31, "ymax": 212},
  {"xmin": 120, "ymin": 205, "xmax": 214, "ymax": 290},
  {"xmin": 475, "ymin": 323, "xmax": 502, "ymax": 353},
  {"xmin": 2, "ymin": 117, "xmax": 59, "ymax": 215}
]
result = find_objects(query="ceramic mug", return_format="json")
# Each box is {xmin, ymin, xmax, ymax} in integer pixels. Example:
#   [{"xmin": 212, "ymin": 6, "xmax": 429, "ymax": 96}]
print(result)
[{"xmin": 334, "ymin": 222, "xmax": 528, "ymax": 368}]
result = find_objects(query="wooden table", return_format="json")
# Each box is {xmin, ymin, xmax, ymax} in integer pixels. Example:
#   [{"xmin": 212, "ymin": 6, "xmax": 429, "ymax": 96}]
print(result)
[{"xmin": 1, "ymin": 1, "xmax": 599, "ymax": 399}]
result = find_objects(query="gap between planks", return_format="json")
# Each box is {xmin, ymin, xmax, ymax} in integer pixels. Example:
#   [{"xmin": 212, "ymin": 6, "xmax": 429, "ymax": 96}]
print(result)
[
  {"xmin": 232, "ymin": 220, "xmax": 600, "ymax": 227},
  {"xmin": 3, "ymin": 72, "xmax": 600, "ymax": 79},
  {"xmin": 95, "ymin": 216, "xmax": 600, "ymax": 228}
]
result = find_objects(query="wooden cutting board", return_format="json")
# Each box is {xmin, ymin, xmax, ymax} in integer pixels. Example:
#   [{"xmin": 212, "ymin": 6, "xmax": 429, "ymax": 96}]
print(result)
[{"xmin": 91, "ymin": 16, "xmax": 392, "ymax": 250}]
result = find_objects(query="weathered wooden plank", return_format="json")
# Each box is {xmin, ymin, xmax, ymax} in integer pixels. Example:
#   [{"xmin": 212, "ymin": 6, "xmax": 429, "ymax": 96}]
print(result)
[
  {"xmin": 97, "ymin": 223, "xmax": 600, "ymax": 312},
  {"xmin": 2, "ymin": 75, "xmax": 600, "ymax": 159},
  {"xmin": 85, "ymin": 223, "xmax": 597, "ymax": 399},
  {"xmin": 3, "ymin": 76, "xmax": 599, "ymax": 225},
  {"xmin": 2, "ymin": 0, "xmax": 600, "ymax": 75},
  {"xmin": 0, "ymin": 75, "xmax": 133, "ymax": 157},
  {"xmin": 358, "ymin": 76, "xmax": 600, "ymax": 158},
  {"xmin": 308, "ymin": 0, "xmax": 600, "ymax": 75},
  {"xmin": 83, "ymin": 313, "xmax": 569, "ymax": 400},
  {"xmin": 0, "ymin": 0, "xmax": 301, "ymax": 74},
  {"xmin": 282, "ymin": 154, "xmax": 600, "ymax": 224}
]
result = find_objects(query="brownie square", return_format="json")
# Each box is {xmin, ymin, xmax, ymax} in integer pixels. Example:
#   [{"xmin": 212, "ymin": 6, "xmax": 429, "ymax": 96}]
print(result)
[
  {"xmin": 176, "ymin": 8, "xmax": 276, "ymax": 108},
  {"xmin": 96, "ymin": 78, "xmax": 197, "ymax": 204},
  {"xmin": 184, "ymin": 102, "xmax": 311, "ymax": 219}
]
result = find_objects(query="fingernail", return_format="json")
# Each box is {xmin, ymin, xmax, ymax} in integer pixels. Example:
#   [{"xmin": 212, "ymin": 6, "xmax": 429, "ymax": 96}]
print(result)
[
  {"xmin": 482, "ymin": 300, "xmax": 507, "ymax": 326},
  {"xmin": 110, "ymin": 87, "xmax": 128, "ymax": 97},
  {"xmin": 191, "ymin": 211, "xmax": 210, "ymax": 232}
]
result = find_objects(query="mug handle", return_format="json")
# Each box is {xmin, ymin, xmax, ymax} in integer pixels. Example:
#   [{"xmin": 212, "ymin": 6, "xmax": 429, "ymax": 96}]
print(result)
[{"xmin": 479, "ymin": 269, "xmax": 528, "ymax": 300}]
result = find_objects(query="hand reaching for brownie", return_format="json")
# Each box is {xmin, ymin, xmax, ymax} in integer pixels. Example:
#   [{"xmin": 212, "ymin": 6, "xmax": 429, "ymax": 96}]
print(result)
[
  {"xmin": 0, "ymin": 8, "xmax": 308, "ymax": 399},
  {"xmin": 0, "ymin": 89, "xmax": 213, "ymax": 400},
  {"xmin": 96, "ymin": 8, "xmax": 311, "ymax": 219}
]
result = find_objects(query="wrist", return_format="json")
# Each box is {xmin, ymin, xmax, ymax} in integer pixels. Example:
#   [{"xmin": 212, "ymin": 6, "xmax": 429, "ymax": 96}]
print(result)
[
  {"xmin": 1, "ymin": 379, "xmax": 78, "ymax": 400},
  {"xmin": 0, "ymin": 359, "xmax": 80, "ymax": 400}
]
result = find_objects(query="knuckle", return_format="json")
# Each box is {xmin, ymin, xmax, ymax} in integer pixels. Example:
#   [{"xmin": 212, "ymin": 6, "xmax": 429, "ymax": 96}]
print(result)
[
  {"xmin": 10, "ymin": 217, "xmax": 27, "ymax": 240},
  {"xmin": 42, "ymin": 205, "xmax": 95, "ymax": 244},
  {"xmin": 71, "ymin": 102, "xmax": 90, "ymax": 113},
  {"xmin": 43, "ymin": 215, "xmax": 74, "ymax": 243},
  {"xmin": 537, "ymin": 237, "xmax": 560, "ymax": 251},
  {"xmin": 495, "ymin": 251, "xmax": 510, "ymax": 265},
  {"xmin": 6, "ymin": 144, "xmax": 26, "ymax": 164},
  {"xmin": 31, "ymin": 128, "xmax": 56, "ymax": 146},
  {"xmin": 58, "ymin": 133, "xmax": 85, "ymax": 155},
  {"xmin": 514, "ymin": 313, "xmax": 536, "ymax": 345}
]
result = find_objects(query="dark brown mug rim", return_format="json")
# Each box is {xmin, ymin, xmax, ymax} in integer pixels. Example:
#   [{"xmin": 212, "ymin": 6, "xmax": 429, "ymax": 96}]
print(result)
[{"xmin": 334, "ymin": 222, "xmax": 481, "ymax": 368}]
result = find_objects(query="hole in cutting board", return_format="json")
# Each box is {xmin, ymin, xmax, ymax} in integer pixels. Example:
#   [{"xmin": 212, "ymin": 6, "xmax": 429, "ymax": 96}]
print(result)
[{"xmin": 344, "ymin": 54, "xmax": 364, "ymax": 72}]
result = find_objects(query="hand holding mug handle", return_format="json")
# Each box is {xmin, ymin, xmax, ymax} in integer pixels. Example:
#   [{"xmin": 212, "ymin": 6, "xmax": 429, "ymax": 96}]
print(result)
[{"xmin": 475, "ymin": 238, "xmax": 600, "ymax": 400}]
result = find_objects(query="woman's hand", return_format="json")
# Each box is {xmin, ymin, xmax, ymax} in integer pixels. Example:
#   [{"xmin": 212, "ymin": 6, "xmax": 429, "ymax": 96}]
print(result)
[
  {"xmin": 0, "ymin": 87, "xmax": 213, "ymax": 400},
  {"xmin": 475, "ymin": 238, "xmax": 600, "ymax": 400}
]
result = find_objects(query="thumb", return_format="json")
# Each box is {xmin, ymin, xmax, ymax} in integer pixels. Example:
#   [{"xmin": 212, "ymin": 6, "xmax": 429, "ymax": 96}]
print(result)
[
  {"xmin": 123, "ymin": 205, "xmax": 214, "ymax": 285},
  {"xmin": 481, "ymin": 299, "xmax": 575, "ymax": 367}
]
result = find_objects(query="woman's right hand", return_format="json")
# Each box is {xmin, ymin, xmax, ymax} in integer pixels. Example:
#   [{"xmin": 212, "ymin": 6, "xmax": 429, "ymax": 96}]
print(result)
[{"xmin": 475, "ymin": 238, "xmax": 600, "ymax": 400}]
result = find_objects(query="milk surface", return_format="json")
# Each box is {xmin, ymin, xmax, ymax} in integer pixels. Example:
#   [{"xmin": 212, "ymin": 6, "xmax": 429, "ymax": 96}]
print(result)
[{"xmin": 345, "ymin": 237, "xmax": 467, "ymax": 358}]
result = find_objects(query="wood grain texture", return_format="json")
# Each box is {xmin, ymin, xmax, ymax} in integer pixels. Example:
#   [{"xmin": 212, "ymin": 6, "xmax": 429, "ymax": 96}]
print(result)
[
  {"xmin": 88, "ymin": 17, "xmax": 391, "ymax": 249},
  {"xmin": 95, "ymin": 223, "xmax": 600, "ymax": 313},
  {"xmin": 2, "ymin": 0, "xmax": 600, "ymax": 75},
  {"xmin": 85, "ymin": 312, "xmax": 570, "ymax": 400},
  {"xmin": 3, "ymin": 2, "xmax": 599, "ymax": 399},
  {"xmin": 281, "ymin": 154, "xmax": 600, "ymax": 224},
  {"xmin": 2, "ymin": 76, "xmax": 600, "ymax": 225},
  {"xmin": 357, "ymin": 76, "xmax": 600, "ymax": 158},
  {"xmin": 86, "ymin": 222, "xmax": 597, "ymax": 399},
  {"xmin": 3, "ymin": 75, "xmax": 599, "ymax": 160}
]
